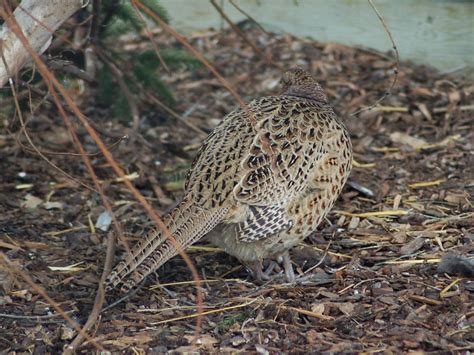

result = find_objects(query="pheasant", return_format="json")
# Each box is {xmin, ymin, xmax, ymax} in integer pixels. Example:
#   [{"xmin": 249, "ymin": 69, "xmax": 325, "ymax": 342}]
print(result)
[{"xmin": 106, "ymin": 68, "xmax": 352, "ymax": 292}]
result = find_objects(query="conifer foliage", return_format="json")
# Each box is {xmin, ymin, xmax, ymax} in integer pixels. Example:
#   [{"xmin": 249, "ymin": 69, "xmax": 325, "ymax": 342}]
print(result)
[
  {"xmin": 92, "ymin": 0, "xmax": 201, "ymax": 120},
  {"xmin": 0, "ymin": 0, "xmax": 201, "ymax": 124}
]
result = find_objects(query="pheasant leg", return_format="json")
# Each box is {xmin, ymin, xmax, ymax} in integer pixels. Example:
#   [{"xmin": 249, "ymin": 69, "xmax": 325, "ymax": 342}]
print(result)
[{"xmin": 282, "ymin": 251, "xmax": 296, "ymax": 283}]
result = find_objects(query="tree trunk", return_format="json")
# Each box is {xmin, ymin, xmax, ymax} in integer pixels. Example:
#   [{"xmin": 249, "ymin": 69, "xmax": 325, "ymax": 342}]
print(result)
[{"xmin": 0, "ymin": 0, "xmax": 83, "ymax": 87}]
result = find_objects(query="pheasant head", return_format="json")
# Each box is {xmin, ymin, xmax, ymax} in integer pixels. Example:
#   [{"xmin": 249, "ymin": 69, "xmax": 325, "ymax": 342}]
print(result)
[{"xmin": 280, "ymin": 68, "xmax": 328, "ymax": 104}]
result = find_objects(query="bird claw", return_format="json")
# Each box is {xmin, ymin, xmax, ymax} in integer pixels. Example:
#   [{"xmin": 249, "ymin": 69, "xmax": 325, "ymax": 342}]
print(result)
[
  {"xmin": 246, "ymin": 261, "xmax": 272, "ymax": 285},
  {"xmin": 246, "ymin": 251, "xmax": 296, "ymax": 284}
]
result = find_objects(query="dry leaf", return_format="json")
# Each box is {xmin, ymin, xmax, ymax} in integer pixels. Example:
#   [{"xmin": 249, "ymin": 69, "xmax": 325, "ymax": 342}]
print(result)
[
  {"xmin": 390, "ymin": 132, "xmax": 428, "ymax": 150},
  {"xmin": 96, "ymin": 211, "xmax": 113, "ymax": 232},
  {"xmin": 48, "ymin": 262, "xmax": 86, "ymax": 272},
  {"xmin": 411, "ymin": 87, "xmax": 434, "ymax": 97},
  {"xmin": 43, "ymin": 201, "xmax": 63, "ymax": 210},
  {"xmin": 21, "ymin": 194, "xmax": 43, "ymax": 210},
  {"xmin": 311, "ymin": 303, "xmax": 326, "ymax": 315},
  {"xmin": 60, "ymin": 326, "xmax": 75, "ymax": 340},
  {"xmin": 400, "ymin": 236, "xmax": 425, "ymax": 255},
  {"xmin": 103, "ymin": 333, "xmax": 153, "ymax": 346},
  {"xmin": 335, "ymin": 302, "xmax": 355, "ymax": 316}
]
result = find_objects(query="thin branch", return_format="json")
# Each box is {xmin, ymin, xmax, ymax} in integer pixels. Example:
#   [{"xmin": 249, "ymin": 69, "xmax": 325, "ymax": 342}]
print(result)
[
  {"xmin": 131, "ymin": 1, "xmax": 244, "ymax": 109},
  {"xmin": 1, "ymin": 44, "xmax": 98, "ymax": 193},
  {"xmin": 229, "ymin": 0, "xmax": 270, "ymax": 35},
  {"xmin": 351, "ymin": 0, "xmax": 399, "ymax": 116},
  {"xmin": 44, "ymin": 56, "xmax": 96, "ymax": 83},
  {"xmin": 146, "ymin": 92, "xmax": 208, "ymax": 137},
  {"xmin": 131, "ymin": 2, "xmax": 170, "ymax": 73},
  {"xmin": 95, "ymin": 47, "xmax": 141, "ymax": 135},
  {"xmin": 1, "ymin": 4, "xmax": 124, "ymax": 352},
  {"xmin": 1, "ymin": 4, "xmax": 205, "ymax": 350},
  {"xmin": 304, "ymin": 235, "xmax": 334, "ymax": 274},
  {"xmin": 210, "ymin": 0, "xmax": 282, "ymax": 70},
  {"xmin": 0, "ymin": 311, "xmax": 75, "ymax": 320},
  {"xmin": 94, "ymin": 46, "xmax": 207, "ymax": 137},
  {"xmin": 18, "ymin": 134, "xmax": 127, "ymax": 157},
  {"xmin": 0, "ymin": 252, "xmax": 104, "ymax": 351},
  {"xmin": 66, "ymin": 230, "xmax": 116, "ymax": 352},
  {"xmin": 17, "ymin": 79, "xmax": 123, "ymax": 139}
]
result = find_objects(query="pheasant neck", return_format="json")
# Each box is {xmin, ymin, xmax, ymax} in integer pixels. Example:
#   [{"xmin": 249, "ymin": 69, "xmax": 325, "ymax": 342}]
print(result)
[{"xmin": 282, "ymin": 85, "xmax": 328, "ymax": 104}]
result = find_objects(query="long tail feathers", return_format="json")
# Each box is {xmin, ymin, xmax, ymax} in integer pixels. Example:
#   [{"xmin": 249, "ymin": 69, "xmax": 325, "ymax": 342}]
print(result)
[{"xmin": 106, "ymin": 196, "xmax": 228, "ymax": 293}]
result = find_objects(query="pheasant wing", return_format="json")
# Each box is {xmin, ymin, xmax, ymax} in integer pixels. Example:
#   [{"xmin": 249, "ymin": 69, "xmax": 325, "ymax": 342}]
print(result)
[{"xmin": 186, "ymin": 96, "xmax": 335, "ymax": 242}]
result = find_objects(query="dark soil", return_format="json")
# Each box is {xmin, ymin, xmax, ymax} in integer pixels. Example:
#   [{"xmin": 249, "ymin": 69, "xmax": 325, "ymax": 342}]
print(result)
[{"xmin": 0, "ymin": 24, "xmax": 473, "ymax": 353}]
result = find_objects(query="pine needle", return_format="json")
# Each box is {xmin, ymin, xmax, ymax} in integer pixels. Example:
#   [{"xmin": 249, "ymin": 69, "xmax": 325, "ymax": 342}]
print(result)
[
  {"xmin": 353, "ymin": 159, "xmax": 376, "ymax": 168},
  {"xmin": 408, "ymin": 179, "xmax": 445, "ymax": 189},
  {"xmin": 149, "ymin": 278, "xmax": 248, "ymax": 290},
  {"xmin": 187, "ymin": 245, "xmax": 224, "ymax": 252},
  {"xmin": 372, "ymin": 147, "xmax": 400, "ymax": 153},
  {"xmin": 419, "ymin": 134, "xmax": 461, "ymax": 150},
  {"xmin": 45, "ymin": 226, "xmax": 88, "ymax": 237},
  {"xmin": 150, "ymin": 298, "xmax": 258, "ymax": 325},
  {"xmin": 373, "ymin": 105, "xmax": 408, "ymax": 112},
  {"xmin": 311, "ymin": 246, "xmax": 352, "ymax": 259},
  {"xmin": 383, "ymin": 259, "xmax": 441, "ymax": 265},
  {"xmin": 440, "ymin": 278, "xmax": 462, "ymax": 298},
  {"xmin": 48, "ymin": 262, "xmax": 86, "ymax": 272},
  {"xmin": 334, "ymin": 210, "xmax": 409, "ymax": 218}
]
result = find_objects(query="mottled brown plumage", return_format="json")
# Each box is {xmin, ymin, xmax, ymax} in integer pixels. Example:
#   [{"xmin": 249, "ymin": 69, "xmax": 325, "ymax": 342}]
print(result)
[{"xmin": 106, "ymin": 68, "xmax": 352, "ymax": 292}]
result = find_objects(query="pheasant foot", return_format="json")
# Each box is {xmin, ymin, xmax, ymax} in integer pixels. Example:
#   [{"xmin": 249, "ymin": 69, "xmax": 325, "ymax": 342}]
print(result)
[
  {"xmin": 246, "ymin": 261, "xmax": 272, "ymax": 284},
  {"xmin": 246, "ymin": 251, "xmax": 296, "ymax": 284},
  {"xmin": 281, "ymin": 251, "xmax": 296, "ymax": 283}
]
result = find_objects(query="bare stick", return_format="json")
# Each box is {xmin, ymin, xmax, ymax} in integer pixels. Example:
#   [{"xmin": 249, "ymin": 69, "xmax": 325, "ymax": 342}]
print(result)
[
  {"xmin": 1, "ymin": 44, "xmax": 98, "ymax": 194},
  {"xmin": 146, "ymin": 92, "xmax": 208, "ymax": 137},
  {"xmin": 304, "ymin": 235, "xmax": 334, "ymax": 274},
  {"xmin": 131, "ymin": 0, "xmax": 251, "ymax": 123},
  {"xmin": 229, "ymin": 0, "xmax": 270, "ymax": 35},
  {"xmin": 44, "ymin": 57, "xmax": 96, "ymax": 83},
  {"xmin": 66, "ymin": 230, "xmax": 117, "ymax": 352},
  {"xmin": 18, "ymin": 79, "xmax": 123, "ymax": 139},
  {"xmin": 1, "ymin": 5, "xmax": 205, "ymax": 350},
  {"xmin": 18, "ymin": 134, "xmax": 127, "ymax": 157},
  {"xmin": 0, "ymin": 0, "xmax": 83, "ymax": 87},
  {"xmin": 0, "ymin": 252, "xmax": 104, "ymax": 350},
  {"xmin": 210, "ymin": 0, "xmax": 282, "ymax": 70},
  {"xmin": 95, "ymin": 47, "xmax": 141, "ymax": 135},
  {"xmin": 131, "ymin": 2, "xmax": 170, "ymax": 73},
  {"xmin": 95, "ymin": 46, "xmax": 207, "ymax": 137},
  {"xmin": 0, "ymin": 3, "xmax": 127, "ymax": 352},
  {"xmin": 351, "ymin": 0, "xmax": 400, "ymax": 116}
]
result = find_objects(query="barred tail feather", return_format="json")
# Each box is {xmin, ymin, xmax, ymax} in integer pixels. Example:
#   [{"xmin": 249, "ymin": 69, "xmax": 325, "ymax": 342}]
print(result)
[{"xmin": 106, "ymin": 195, "xmax": 228, "ymax": 292}]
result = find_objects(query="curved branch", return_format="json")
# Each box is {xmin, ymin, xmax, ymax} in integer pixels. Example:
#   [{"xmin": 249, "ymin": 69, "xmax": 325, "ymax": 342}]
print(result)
[{"xmin": 0, "ymin": 0, "xmax": 84, "ymax": 87}]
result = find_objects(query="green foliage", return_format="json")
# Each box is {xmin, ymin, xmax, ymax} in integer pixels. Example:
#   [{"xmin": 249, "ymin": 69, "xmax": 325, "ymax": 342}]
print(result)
[
  {"xmin": 0, "ymin": 91, "xmax": 15, "ymax": 122},
  {"xmin": 1, "ymin": 1, "xmax": 199, "ymax": 124},
  {"xmin": 96, "ymin": 47, "xmax": 203, "ymax": 119},
  {"xmin": 160, "ymin": 163, "xmax": 191, "ymax": 192},
  {"xmin": 137, "ymin": 49, "xmax": 201, "ymax": 70},
  {"xmin": 0, "ymin": 69, "xmax": 48, "ymax": 121},
  {"xmin": 101, "ymin": 0, "xmax": 170, "ymax": 39},
  {"xmin": 96, "ymin": 1, "xmax": 201, "ymax": 121},
  {"xmin": 217, "ymin": 309, "xmax": 255, "ymax": 331},
  {"xmin": 101, "ymin": 0, "xmax": 170, "ymax": 33}
]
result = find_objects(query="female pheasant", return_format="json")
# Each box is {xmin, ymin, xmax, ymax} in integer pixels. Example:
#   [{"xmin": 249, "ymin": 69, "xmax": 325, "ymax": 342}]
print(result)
[{"xmin": 106, "ymin": 68, "xmax": 352, "ymax": 292}]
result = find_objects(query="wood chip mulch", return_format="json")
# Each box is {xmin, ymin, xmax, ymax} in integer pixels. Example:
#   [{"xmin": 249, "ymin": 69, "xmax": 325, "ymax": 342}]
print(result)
[{"xmin": 0, "ymin": 23, "xmax": 473, "ymax": 353}]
